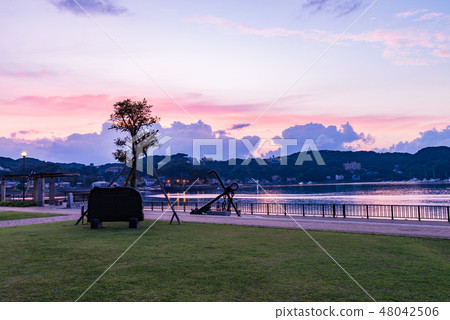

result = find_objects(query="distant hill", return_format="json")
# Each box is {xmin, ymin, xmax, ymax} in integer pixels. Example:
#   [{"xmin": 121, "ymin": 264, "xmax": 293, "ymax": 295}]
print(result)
[
  {"xmin": 1, "ymin": 147, "xmax": 449, "ymax": 184},
  {"xmin": 181, "ymin": 146, "xmax": 450, "ymax": 183}
]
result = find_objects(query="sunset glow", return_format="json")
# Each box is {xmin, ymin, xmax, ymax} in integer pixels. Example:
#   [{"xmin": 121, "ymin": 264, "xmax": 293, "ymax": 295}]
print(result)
[{"xmin": 1, "ymin": 0, "xmax": 449, "ymax": 163}]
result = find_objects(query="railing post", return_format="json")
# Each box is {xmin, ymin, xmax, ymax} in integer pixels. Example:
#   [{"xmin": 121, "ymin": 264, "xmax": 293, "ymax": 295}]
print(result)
[
  {"xmin": 448, "ymin": 206, "xmax": 450, "ymax": 222},
  {"xmin": 322, "ymin": 204, "xmax": 325, "ymax": 217},
  {"xmin": 302, "ymin": 204, "xmax": 305, "ymax": 217},
  {"xmin": 151, "ymin": 201, "xmax": 154, "ymax": 211},
  {"xmin": 366, "ymin": 205, "xmax": 369, "ymax": 219},
  {"xmin": 183, "ymin": 202, "xmax": 186, "ymax": 212},
  {"xmin": 391, "ymin": 206, "xmax": 394, "ymax": 220},
  {"xmin": 343, "ymin": 205, "xmax": 346, "ymax": 218},
  {"xmin": 333, "ymin": 205, "xmax": 336, "ymax": 218},
  {"xmin": 251, "ymin": 203, "xmax": 253, "ymax": 215},
  {"xmin": 267, "ymin": 203, "xmax": 270, "ymax": 215},
  {"xmin": 418, "ymin": 206, "xmax": 421, "ymax": 221},
  {"xmin": 284, "ymin": 204, "xmax": 287, "ymax": 216},
  {"xmin": 161, "ymin": 202, "xmax": 164, "ymax": 211}
]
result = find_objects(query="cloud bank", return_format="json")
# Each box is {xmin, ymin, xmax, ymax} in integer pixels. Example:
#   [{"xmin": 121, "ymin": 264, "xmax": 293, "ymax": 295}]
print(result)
[
  {"xmin": 52, "ymin": 0, "xmax": 128, "ymax": 16},
  {"xmin": 302, "ymin": 0, "xmax": 367, "ymax": 17},
  {"xmin": 2, "ymin": 119, "xmax": 448, "ymax": 164},
  {"xmin": 0, "ymin": 122, "xmax": 119, "ymax": 165},
  {"xmin": 262, "ymin": 122, "xmax": 374, "ymax": 158},
  {"xmin": 387, "ymin": 126, "xmax": 450, "ymax": 153},
  {"xmin": 0, "ymin": 121, "xmax": 377, "ymax": 164},
  {"xmin": 229, "ymin": 123, "xmax": 250, "ymax": 130}
]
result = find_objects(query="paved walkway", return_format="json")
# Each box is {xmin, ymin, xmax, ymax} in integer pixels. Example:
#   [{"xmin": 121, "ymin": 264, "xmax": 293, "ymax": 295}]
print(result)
[
  {"xmin": 0, "ymin": 206, "xmax": 79, "ymax": 227},
  {"xmin": 145, "ymin": 210, "xmax": 450, "ymax": 239},
  {"xmin": 1, "ymin": 206, "xmax": 449, "ymax": 239}
]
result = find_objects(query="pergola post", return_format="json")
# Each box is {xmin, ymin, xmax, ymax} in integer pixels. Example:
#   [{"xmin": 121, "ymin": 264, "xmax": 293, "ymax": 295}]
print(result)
[
  {"xmin": 1, "ymin": 173, "xmax": 79, "ymax": 206},
  {"xmin": 49, "ymin": 178, "xmax": 55, "ymax": 205},
  {"xmin": 37, "ymin": 178, "xmax": 45, "ymax": 207},
  {"xmin": 33, "ymin": 177, "xmax": 39, "ymax": 202},
  {"xmin": 1, "ymin": 178, "xmax": 5, "ymax": 202}
]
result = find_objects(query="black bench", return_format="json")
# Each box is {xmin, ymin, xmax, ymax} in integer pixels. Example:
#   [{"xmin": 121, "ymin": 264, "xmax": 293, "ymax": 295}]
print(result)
[{"xmin": 87, "ymin": 187, "xmax": 144, "ymax": 229}]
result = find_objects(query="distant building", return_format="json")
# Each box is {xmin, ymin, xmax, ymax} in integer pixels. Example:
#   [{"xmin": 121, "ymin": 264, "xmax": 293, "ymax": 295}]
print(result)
[
  {"xmin": 335, "ymin": 175, "xmax": 345, "ymax": 181},
  {"xmin": 286, "ymin": 177, "xmax": 297, "ymax": 184},
  {"xmin": 105, "ymin": 166, "xmax": 123, "ymax": 173},
  {"xmin": 91, "ymin": 181, "xmax": 109, "ymax": 188},
  {"xmin": 271, "ymin": 175, "xmax": 281, "ymax": 182},
  {"xmin": 143, "ymin": 178, "xmax": 157, "ymax": 186},
  {"xmin": 267, "ymin": 157, "xmax": 280, "ymax": 164},
  {"xmin": 56, "ymin": 182, "xmax": 71, "ymax": 188},
  {"xmin": 0, "ymin": 166, "xmax": 11, "ymax": 172},
  {"xmin": 343, "ymin": 161, "xmax": 361, "ymax": 171},
  {"xmin": 393, "ymin": 165, "xmax": 403, "ymax": 174}
]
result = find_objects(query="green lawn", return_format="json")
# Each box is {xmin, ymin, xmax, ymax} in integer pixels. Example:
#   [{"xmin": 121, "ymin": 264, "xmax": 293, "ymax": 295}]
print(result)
[
  {"xmin": 0, "ymin": 211, "xmax": 64, "ymax": 221},
  {"xmin": 0, "ymin": 220, "xmax": 448, "ymax": 302}
]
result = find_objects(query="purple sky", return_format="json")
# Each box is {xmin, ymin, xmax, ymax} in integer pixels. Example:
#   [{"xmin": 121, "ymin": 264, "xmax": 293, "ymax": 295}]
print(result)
[{"xmin": 0, "ymin": 0, "xmax": 449, "ymax": 164}]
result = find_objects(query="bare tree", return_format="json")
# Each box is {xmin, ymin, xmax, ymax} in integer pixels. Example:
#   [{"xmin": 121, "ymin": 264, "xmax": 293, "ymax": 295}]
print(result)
[{"xmin": 110, "ymin": 98, "xmax": 159, "ymax": 188}]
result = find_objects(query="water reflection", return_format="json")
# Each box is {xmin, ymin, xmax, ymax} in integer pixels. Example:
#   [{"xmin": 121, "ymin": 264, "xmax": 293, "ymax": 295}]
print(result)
[{"xmin": 148, "ymin": 182, "xmax": 450, "ymax": 206}]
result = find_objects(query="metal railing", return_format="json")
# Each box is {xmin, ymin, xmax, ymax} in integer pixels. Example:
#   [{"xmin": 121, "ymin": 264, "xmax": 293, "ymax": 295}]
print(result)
[{"xmin": 143, "ymin": 200, "xmax": 450, "ymax": 222}]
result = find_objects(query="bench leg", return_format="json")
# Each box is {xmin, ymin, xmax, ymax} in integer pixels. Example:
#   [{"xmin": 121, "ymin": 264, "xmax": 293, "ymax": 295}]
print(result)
[
  {"xmin": 90, "ymin": 219, "xmax": 102, "ymax": 229},
  {"xmin": 129, "ymin": 218, "xmax": 140, "ymax": 229}
]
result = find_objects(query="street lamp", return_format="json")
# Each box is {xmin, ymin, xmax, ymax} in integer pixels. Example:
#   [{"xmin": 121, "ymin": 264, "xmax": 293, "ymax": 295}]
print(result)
[{"xmin": 21, "ymin": 152, "xmax": 27, "ymax": 202}]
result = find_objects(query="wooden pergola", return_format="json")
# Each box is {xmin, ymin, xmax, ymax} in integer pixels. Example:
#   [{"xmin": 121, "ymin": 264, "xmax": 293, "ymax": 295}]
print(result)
[{"xmin": 1, "ymin": 172, "xmax": 80, "ymax": 206}]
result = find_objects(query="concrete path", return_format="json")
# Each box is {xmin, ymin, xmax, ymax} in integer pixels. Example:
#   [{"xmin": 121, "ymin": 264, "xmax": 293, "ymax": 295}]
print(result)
[
  {"xmin": 1, "ymin": 206, "xmax": 449, "ymax": 239},
  {"xmin": 0, "ymin": 206, "xmax": 79, "ymax": 227},
  {"xmin": 144, "ymin": 210, "xmax": 450, "ymax": 239}
]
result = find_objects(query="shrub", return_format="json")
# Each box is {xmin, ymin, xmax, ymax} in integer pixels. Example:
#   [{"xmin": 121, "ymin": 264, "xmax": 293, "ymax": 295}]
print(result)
[{"xmin": 0, "ymin": 201, "xmax": 38, "ymax": 207}]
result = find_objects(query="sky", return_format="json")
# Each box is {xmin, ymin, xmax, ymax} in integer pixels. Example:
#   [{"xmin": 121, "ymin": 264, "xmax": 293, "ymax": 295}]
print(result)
[{"xmin": 0, "ymin": 0, "xmax": 449, "ymax": 164}]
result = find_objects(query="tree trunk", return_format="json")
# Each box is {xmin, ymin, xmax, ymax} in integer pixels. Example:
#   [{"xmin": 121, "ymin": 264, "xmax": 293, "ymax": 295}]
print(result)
[
  {"xmin": 130, "ymin": 142, "xmax": 137, "ymax": 188},
  {"xmin": 130, "ymin": 167, "xmax": 137, "ymax": 188}
]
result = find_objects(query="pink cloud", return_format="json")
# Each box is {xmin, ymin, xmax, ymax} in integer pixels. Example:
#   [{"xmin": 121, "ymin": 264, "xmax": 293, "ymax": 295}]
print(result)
[
  {"xmin": 347, "ymin": 29, "xmax": 436, "ymax": 48},
  {"xmin": 1, "ymin": 91, "xmax": 448, "ymax": 153},
  {"xmin": 0, "ymin": 94, "xmax": 114, "ymax": 117},
  {"xmin": 416, "ymin": 12, "xmax": 444, "ymax": 21},
  {"xmin": 345, "ymin": 28, "xmax": 450, "ymax": 65},
  {"xmin": 396, "ymin": 9, "xmax": 428, "ymax": 19},
  {"xmin": 433, "ymin": 49, "xmax": 450, "ymax": 57},
  {"xmin": 188, "ymin": 14, "xmax": 233, "ymax": 27},
  {"xmin": 155, "ymin": 95, "xmax": 448, "ymax": 150},
  {"xmin": 139, "ymin": 95, "xmax": 448, "ymax": 147},
  {"xmin": 188, "ymin": 14, "xmax": 450, "ymax": 66},
  {"xmin": 0, "ymin": 69, "xmax": 56, "ymax": 79},
  {"xmin": 0, "ymin": 94, "xmax": 119, "ymax": 139},
  {"xmin": 188, "ymin": 14, "xmax": 335, "ymax": 42}
]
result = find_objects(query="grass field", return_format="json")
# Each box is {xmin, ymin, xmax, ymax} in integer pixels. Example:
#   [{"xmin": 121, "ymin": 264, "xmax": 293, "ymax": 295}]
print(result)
[
  {"xmin": 0, "ymin": 211, "xmax": 64, "ymax": 221},
  {"xmin": 0, "ymin": 220, "xmax": 448, "ymax": 302}
]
